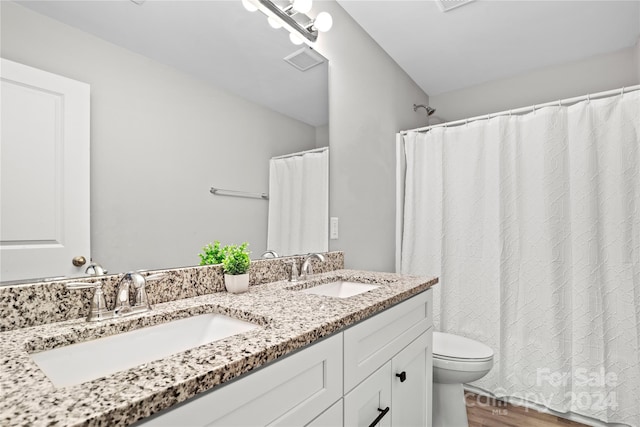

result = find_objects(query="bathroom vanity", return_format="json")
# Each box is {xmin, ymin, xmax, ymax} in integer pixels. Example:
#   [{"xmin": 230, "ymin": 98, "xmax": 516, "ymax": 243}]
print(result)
[
  {"xmin": 138, "ymin": 289, "xmax": 433, "ymax": 426},
  {"xmin": 0, "ymin": 254, "xmax": 437, "ymax": 426}
]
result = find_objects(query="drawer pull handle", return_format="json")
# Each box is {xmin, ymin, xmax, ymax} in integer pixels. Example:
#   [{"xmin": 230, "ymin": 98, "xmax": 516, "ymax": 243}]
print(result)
[
  {"xmin": 368, "ymin": 406, "xmax": 390, "ymax": 427},
  {"xmin": 396, "ymin": 371, "xmax": 407, "ymax": 382}
]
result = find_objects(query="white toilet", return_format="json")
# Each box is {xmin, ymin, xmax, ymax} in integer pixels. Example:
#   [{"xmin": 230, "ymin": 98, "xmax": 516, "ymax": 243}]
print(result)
[{"xmin": 432, "ymin": 332, "xmax": 494, "ymax": 427}]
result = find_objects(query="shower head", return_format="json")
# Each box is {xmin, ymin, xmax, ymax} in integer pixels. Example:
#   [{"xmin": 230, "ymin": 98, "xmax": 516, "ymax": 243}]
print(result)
[{"xmin": 413, "ymin": 104, "xmax": 436, "ymax": 116}]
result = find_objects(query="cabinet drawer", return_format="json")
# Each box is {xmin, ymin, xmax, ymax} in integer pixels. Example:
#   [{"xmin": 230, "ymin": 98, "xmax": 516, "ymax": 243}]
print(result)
[
  {"xmin": 138, "ymin": 333, "xmax": 343, "ymax": 427},
  {"xmin": 344, "ymin": 290, "xmax": 431, "ymax": 392}
]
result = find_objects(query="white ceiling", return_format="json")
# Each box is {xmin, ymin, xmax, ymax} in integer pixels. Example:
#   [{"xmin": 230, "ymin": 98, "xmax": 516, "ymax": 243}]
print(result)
[
  {"xmin": 15, "ymin": 0, "xmax": 640, "ymax": 114},
  {"xmin": 16, "ymin": 0, "xmax": 328, "ymax": 127},
  {"xmin": 337, "ymin": 0, "xmax": 640, "ymax": 96}
]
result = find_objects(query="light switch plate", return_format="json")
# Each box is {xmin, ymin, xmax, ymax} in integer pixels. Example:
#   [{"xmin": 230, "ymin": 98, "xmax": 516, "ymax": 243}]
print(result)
[{"xmin": 330, "ymin": 217, "xmax": 339, "ymax": 240}]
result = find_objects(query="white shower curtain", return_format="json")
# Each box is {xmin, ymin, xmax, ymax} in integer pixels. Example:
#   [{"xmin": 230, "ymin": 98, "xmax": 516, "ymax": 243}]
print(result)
[
  {"xmin": 399, "ymin": 91, "xmax": 640, "ymax": 426},
  {"xmin": 267, "ymin": 148, "xmax": 328, "ymax": 255}
]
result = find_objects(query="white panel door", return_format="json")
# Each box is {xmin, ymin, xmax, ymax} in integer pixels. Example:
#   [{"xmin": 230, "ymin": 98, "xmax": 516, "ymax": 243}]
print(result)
[
  {"xmin": 391, "ymin": 330, "xmax": 432, "ymax": 427},
  {"xmin": 344, "ymin": 362, "xmax": 392, "ymax": 427},
  {"xmin": 0, "ymin": 58, "xmax": 90, "ymax": 282}
]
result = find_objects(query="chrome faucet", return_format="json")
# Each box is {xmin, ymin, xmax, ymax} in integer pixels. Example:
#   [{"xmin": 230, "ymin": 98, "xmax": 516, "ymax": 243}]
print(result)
[
  {"xmin": 67, "ymin": 271, "xmax": 164, "ymax": 322},
  {"xmin": 300, "ymin": 253, "xmax": 326, "ymax": 280},
  {"xmin": 114, "ymin": 272, "xmax": 154, "ymax": 315},
  {"xmin": 85, "ymin": 262, "xmax": 107, "ymax": 275},
  {"xmin": 261, "ymin": 250, "xmax": 279, "ymax": 259}
]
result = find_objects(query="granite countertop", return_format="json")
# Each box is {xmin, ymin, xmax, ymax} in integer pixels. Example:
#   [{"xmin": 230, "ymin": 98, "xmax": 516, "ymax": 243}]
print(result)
[{"xmin": 0, "ymin": 269, "xmax": 437, "ymax": 426}]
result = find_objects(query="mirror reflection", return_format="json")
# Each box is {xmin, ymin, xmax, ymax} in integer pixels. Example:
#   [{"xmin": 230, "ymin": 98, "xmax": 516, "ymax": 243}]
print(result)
[{"xmin": 0, "ymin": 0, "xmax": 329, "ymax": 284}]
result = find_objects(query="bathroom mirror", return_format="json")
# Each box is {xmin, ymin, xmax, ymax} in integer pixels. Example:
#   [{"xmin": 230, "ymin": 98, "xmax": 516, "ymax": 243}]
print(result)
[{"xmin": 0, "ymin": 0, "xmax": 329, "ymax": 284}]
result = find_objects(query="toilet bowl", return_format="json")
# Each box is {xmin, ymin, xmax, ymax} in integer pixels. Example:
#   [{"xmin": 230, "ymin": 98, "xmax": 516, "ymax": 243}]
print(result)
[{"xmin": 432, "ymin": 332, "xmax": 493, "ymax": 427}]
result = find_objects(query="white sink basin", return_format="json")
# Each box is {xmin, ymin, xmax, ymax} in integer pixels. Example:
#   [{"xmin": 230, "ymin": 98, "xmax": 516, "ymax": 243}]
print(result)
[
  {"xmin": 30, "ymin": 313, "xmax": 258, "ymax": 388},
  {"xmin": 300, "ymin": 281, "xmax": 380, "ymax": 298}
]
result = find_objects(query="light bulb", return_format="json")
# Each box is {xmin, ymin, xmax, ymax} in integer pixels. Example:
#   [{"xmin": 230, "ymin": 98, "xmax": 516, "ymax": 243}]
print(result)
[
  {"xmin": 268, "ymin": 16, "xmax": 282, "ymax": 29},
  {"xmin": 289, "ymin": 32, "xmax": 304, "ymax": 45},
  {"xmin": 292, "ymin": 0, "xmax": 312, "ymax": 14},
  {"xmin": 314, "ymin": 11, "xmax": 332, "ymax": 32},
  {"xmin": 241, "ymin": 0, "xmax": 257, "ymax": 12}
]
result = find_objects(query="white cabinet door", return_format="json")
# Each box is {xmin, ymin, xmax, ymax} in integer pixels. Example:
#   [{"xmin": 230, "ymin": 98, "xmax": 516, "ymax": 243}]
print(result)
[
  {"xmin": 344, "ymin": 362, "xmax": 392, "ymax": 427},
  {"xmin": 391, "ymin": 330, "xmax": 432, "ymax": 427},
  {"xmin": 0, "ymin": 58, "xmax": 90, "ymax": 282}
]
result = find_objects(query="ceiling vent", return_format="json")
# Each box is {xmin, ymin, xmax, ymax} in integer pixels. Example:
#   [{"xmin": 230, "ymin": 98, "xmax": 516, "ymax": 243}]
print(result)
[
  {"xmin": 436, "ymin": 0, "xmax": 475, "ymax": 13},
  {"xmin": 284, "ymin": 47, "xmax": 325, "ymax": 72}
]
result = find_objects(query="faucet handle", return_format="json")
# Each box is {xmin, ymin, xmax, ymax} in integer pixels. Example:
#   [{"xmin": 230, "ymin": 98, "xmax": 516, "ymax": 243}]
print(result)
[
  {"xmin": 66, "ymin": 281, "xmax": 110, "ymax": 322},
  {"xmin": 289, "ymin": 260, "xmax": 300, "ymax": 283}
]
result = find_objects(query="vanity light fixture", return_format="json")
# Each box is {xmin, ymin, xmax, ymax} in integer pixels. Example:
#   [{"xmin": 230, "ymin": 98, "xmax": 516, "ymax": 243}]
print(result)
[
  {"xmin": 243, "ymin": 0, "xmax": 333, "ymax": 45},
  {"xmin": 289, "ymin": 33, "xmax": 305, "ymax": 45},
  {"xmin": 241, "ymin": 0, "xmax": 258, "ymax": 12},
  {"xmin": 292, "ymin": 0, "xmax": 312, "ymax": 14}
]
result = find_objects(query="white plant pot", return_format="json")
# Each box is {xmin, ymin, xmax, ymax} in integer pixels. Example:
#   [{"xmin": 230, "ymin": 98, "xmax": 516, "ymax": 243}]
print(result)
[{"xmin": 224, "ymin": 273, "xmax": 249, "ymax": 294}]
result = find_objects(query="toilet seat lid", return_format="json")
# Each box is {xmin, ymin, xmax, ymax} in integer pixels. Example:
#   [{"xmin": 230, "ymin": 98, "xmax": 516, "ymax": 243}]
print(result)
[{"xmin": 433, "ymin": 332, "xmax": 493, "ymax": 361}]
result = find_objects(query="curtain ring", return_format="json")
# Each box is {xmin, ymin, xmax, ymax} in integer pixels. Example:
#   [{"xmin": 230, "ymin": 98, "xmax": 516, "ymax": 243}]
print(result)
[
  {"xmin": 533, "ymin": 105, "xmax": 536, "ymax": 114},
  {"xmin": 587, "ymin": 93, "xmax": 591, "ymax": 103},
  {"xmin": 621, "ymin": 87, "xmax": 625, "ymax": 95}
]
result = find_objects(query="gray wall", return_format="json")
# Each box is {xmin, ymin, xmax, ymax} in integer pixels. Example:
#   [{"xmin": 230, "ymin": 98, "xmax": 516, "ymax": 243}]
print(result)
[
  {"xmin": 1, "ymin": 2, "xmax": 317, "ymax": 273},
  {"xmin": 636, "ymin": 38, "xmax": 640, "ymax": 83},
  {"xmin": 315, "ymin": 1, "xmax": 430, "ymax": 272},
  {"xmin": 11, "ymin": 1, "xmax": 628, "ymax": 276},
  {"xmin": 315, "ymin": 124, "xmax": 330, "ymax": 148},
  {"xmin": 430, "ymin": 45, "xmax": 640, "ymax": 122}
]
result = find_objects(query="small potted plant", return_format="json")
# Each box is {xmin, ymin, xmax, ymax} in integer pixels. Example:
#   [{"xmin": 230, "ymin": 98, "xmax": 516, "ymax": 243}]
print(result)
[
  {"xmin": 198, "ymin": 241, "xmax": 226, "ymax": 266},
  {"xmin": 222, "ymin": 242, "xmax": 251, "ymax": 294}
]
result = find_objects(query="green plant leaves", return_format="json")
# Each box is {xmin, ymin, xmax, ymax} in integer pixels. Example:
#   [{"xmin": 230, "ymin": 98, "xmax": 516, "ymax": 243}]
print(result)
[
  {"xmin": 198, "ymin": 241, "xmax": 251, "ymax": 275},
  {"xmin": 198, "ymin": 241, "xmax": 226, "ymax": 266},
  {"xmin": 222, "ymin": 242, "xmax": 251, "ymax": 275}
]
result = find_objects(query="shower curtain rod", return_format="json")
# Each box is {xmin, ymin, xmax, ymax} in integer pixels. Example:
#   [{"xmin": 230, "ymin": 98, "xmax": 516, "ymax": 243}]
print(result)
[
  {"xmin": 271, "ymin": 146, "xmax": 328, "ymax": 160},
  {"xmin": 400, "ymin": 85, "xmax": 640, "ymax": 135}
]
